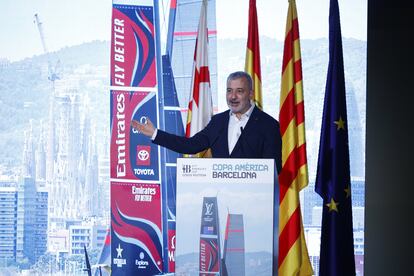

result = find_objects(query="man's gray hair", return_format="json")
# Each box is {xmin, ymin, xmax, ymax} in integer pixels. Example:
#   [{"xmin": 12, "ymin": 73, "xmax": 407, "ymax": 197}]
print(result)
[{"xmin": 227, "ymin": 71, "xmax": 253, "ymax": 91}]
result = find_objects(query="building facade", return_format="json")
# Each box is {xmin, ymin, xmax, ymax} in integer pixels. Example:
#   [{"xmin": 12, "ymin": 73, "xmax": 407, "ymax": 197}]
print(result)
[
  {"xmin": 20, "ymin": 176, "xmax": 48, "ymax": 264},
  {"xmin": 0, "ymin": 176, "xmax": 48, "ymax": 265},
  {"xmin": 68, "ymin": 223, "xmax": 106, "ymax": 256},
  {"xmin": 0, "ymin": 178, "xmax": 22, "ymax": 265}
]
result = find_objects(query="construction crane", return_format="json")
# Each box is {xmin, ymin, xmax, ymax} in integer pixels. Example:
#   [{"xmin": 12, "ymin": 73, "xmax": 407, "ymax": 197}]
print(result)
[{"xmin": 33, "ymin": 13, "xmax": 61, "ymax": 84}]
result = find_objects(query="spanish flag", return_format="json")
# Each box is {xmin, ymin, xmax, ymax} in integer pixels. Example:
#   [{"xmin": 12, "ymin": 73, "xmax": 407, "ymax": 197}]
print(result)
[
  {"xmin": 278, "ymin": 0, "xmax": 313, "ymax": 275},
  {"xmin": 245, "ymin": 0, "xmax": 262, "ymax": 109}
]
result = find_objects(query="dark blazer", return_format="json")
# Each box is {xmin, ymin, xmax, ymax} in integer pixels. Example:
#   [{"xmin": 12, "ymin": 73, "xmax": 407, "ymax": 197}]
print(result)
[{"xmin": 153, "ymin": 106, "xmax": 282, "ymax": 173}]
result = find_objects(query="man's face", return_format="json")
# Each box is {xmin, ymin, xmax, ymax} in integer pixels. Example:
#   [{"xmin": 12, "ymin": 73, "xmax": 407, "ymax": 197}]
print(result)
[{"xmin": 226, "ymin": 77, "xmax": 253, "ymax": 117}]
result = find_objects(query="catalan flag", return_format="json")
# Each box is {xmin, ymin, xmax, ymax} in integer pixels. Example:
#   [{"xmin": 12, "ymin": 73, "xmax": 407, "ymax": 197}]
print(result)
[
  {"xmin": 185, "ymin": 0, "xmax": 213, "ymax": 157},
  {"xmin": 315, "ymin": 0, "xmax": 355, "ymax": 275},
  {"xmin": 278, "ymin": 0, "xmax": 313, "ymax": 275},
  {"xmin": 245, "ymin": 0, "xmax": 262, "ymax": 109}
]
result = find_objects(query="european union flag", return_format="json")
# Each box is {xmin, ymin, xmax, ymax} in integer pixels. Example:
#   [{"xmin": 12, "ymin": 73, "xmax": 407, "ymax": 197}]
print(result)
[{"xmin": 315, "ymin": 0, "xmax": 356, "ymax": 275}]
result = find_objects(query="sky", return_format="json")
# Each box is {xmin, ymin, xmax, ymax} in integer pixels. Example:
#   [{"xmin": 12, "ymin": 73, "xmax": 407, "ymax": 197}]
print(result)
[{"xmin": 0, "ymin": 0, "xmax": 367, "ymax": 62}]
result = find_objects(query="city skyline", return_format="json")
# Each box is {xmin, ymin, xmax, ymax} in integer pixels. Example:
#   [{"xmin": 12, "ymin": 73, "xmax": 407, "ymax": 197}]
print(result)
[{"xmin": 0, "ymin": 0, "xmax": 366, "ymax": 274}]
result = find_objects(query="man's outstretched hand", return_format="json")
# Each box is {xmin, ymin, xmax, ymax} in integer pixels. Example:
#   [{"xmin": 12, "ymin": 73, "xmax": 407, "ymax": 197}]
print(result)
[{"xmin": 131, "ymin": 117, "xmax": 156, "ymax": 138}]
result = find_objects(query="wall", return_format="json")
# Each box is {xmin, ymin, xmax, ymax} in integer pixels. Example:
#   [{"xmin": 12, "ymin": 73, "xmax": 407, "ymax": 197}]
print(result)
[{"xmin": 365, "ymin": 0, "xmax": 413, "ymax": 274}]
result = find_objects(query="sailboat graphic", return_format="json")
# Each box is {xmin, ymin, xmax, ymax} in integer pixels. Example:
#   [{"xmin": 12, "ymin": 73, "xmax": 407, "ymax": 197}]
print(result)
[
  {"xmin": 199, "ymin": 197, "xmax": 221, "ymax": 275},
  {"xmin": 222, "ymin": 213, "xmax": 246, "ymax": 276}
]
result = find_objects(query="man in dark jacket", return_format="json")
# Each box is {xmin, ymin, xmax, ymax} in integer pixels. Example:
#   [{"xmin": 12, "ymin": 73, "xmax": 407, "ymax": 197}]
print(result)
[{"xmin": 131, "ymin": 71, "xmax": 282, "ymax": 173}]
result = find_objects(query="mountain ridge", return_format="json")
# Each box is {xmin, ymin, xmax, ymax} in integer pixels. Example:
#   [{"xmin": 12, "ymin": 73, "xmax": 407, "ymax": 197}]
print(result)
[{"xmin": 0, "ymin": 38, "xmax": 366, "ymax": 171}]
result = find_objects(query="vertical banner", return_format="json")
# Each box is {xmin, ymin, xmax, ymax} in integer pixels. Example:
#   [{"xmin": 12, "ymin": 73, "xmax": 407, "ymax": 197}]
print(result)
[
  {"xmin": 110, "ymin": 0, "xmax": 164, "ymax": 275},
  {"xmin": 111, "ymin": 182, "xmax": 163, "ymax": 274},
  {"xmin": 160, "ymin": 55, "xmax": 185, "ymax": 273},
  {"xmin": 110, "ymin": 90, "xmax": 160, "ymax": 181},
  {"xmin": 110, "ymin": 1, "xmax": 157, "ymax": 88}
]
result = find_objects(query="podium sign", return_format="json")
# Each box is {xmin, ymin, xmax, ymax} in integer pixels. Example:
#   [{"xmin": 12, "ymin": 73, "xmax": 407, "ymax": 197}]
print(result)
[{"xmin": 175, "ymin": 158, "xmax": 279, "ymax": 276}]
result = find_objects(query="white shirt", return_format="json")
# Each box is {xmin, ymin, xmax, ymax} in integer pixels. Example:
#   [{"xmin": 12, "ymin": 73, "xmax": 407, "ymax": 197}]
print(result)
[
  {"xmin": 151, "ymin": 103, "xmax": 255, "ymax": 154},
  {"xmin": 151, "ymin": 128, "xmax": 158, "ymax": 140},
  {"xmin": 228, "ymin": 103, "xmax": 255, "ymax": 154}
]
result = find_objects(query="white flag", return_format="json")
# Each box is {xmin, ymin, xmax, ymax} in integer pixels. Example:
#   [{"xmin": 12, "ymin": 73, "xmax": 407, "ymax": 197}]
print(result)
[{"xmin": 185, "ymin": 0, "xmax": 213, "ymax": 144}]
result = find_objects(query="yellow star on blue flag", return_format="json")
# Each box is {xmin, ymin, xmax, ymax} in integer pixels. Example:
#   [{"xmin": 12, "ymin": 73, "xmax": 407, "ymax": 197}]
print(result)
[
  {"xmin": 334, "ymin": 116, "xmax": 345, "ymax": 130},
  {"xmin": 326, "ymin": 198, "xmax": 339, "ymax": 212},
  {"xmin": 344, "ymin": 186, "xmax": 351, "ymax": 198}
]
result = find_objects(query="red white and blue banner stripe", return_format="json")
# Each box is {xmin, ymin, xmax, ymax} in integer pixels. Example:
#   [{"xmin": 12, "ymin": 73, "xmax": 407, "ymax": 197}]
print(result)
[{"xmin": 110, "ymin": 0, "xmax": 164, "ymax": 274}]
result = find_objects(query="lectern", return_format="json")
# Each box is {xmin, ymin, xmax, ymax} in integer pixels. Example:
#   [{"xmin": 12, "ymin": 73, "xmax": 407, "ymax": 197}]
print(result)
[{"xmin": 175, "ymin": 158, "xmax": 279, "ymax": 276}]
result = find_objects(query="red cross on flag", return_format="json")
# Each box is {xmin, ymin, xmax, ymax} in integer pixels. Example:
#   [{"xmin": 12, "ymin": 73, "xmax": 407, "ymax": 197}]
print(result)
[{"xmin": 185, "ymin": 0, "xmax": 213, "ymax": 157}]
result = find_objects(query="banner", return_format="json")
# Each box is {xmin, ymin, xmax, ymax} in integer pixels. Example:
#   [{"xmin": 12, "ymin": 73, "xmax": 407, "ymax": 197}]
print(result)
[
  {"xmin": 111, "ymin": 182, "xmax": 163, "ymax": 274},
  {"xmin": 160, "ymin": 54, "xmax": 185, "ymax": 273},
  {"xmin": 110, "ymin": 90, "xmax": 160, "ymax": 181},
  {"xmin": 110, "ymin": 0, "xmax": 164, "ymax": 274},
  {"xmin": 111, "ymin": 1, "xmax": 156, "ymax": 88}
]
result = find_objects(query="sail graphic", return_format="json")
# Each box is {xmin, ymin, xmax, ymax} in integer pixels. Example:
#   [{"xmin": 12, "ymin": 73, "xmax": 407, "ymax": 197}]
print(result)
[
  {"xmin": 200, "ymin": 197, "xmax": 221, "ymax": 275},
  {"xmin": 169, "ymin": 0, "xmax": 218, "ymax": 123},
  {"xmin": 222, "ymin": 214, "xmax": 245, "ymax": 276},
  {"xmin": 160, "ymin": 0, "xmax": 188, "ymax": 273},
  {"xmin": 159, "ymin": 54, "xmax": 185, "ymax": 272}
]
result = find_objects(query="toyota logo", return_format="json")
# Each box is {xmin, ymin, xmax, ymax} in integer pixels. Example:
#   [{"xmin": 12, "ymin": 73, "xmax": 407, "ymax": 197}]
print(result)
[{"xmin": 138, "ymin": 149, "xmax": 149, "ymax": 161}]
